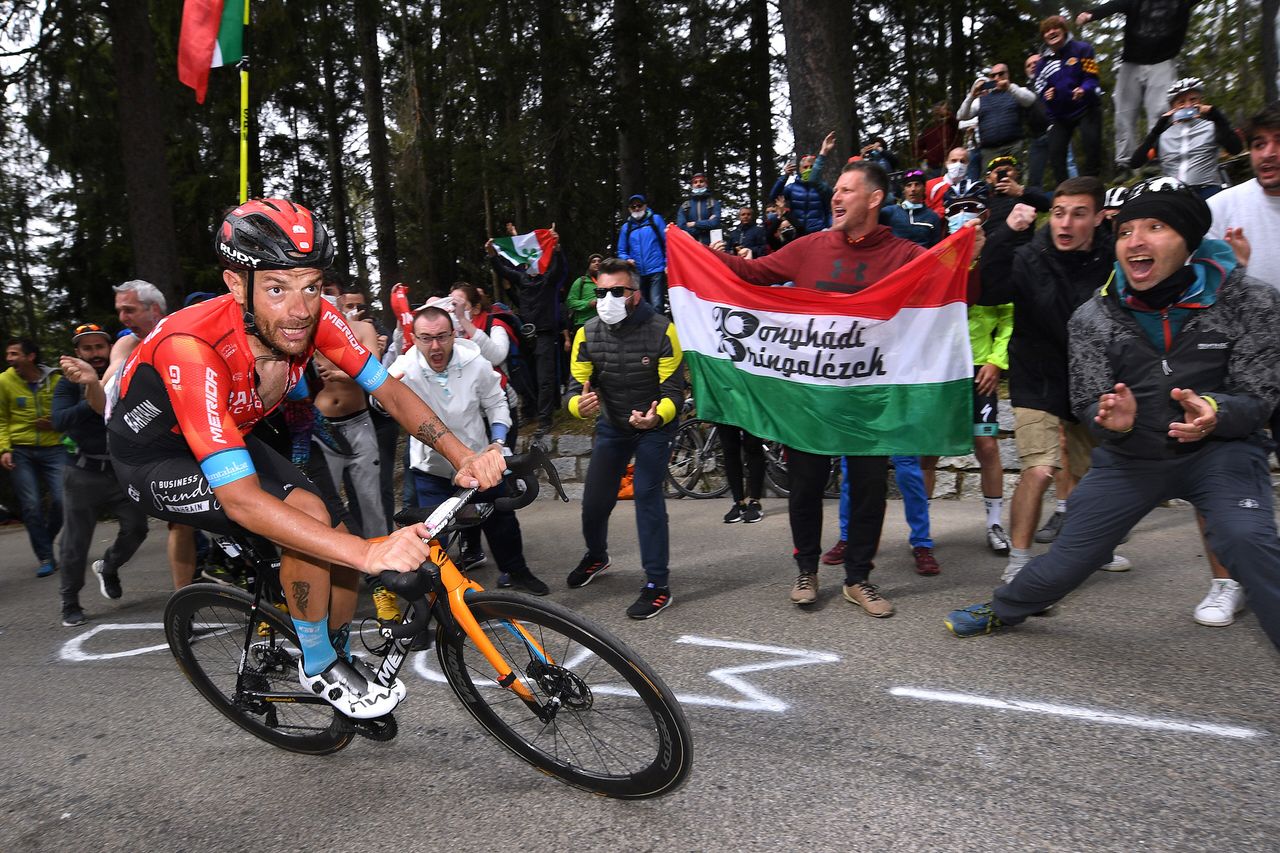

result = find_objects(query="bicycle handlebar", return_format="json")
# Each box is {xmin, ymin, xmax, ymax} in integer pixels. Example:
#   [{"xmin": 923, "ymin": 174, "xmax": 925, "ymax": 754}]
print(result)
[{"xmin": 375, "ymin": 445, "xmax": 570, "ymax": 637}]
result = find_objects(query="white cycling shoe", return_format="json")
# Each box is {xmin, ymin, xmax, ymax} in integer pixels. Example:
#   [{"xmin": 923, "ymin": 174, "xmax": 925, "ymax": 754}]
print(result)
[{"xmin": 298, "ymin": 657, "xmax": 406, "ymax": 719}]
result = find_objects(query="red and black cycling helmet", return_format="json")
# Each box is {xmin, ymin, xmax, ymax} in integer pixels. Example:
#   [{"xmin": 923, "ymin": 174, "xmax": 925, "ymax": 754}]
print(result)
[
  {"xmin": 215, "ymin": 198, "xmax": 334, "ymax": 271},
  {"xmin": 216, "ymin": 199, "xmax": 335, "ymax": 349}
]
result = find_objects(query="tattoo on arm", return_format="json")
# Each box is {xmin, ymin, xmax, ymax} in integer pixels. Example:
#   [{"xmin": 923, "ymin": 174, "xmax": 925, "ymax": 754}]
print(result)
[
  {"xmin": 414, "ymin": 417, "xmax": 453, "ymax": 447},
  {"xmin": 291, "ymin": 581, "xmax": 311, "ymax": 614}
]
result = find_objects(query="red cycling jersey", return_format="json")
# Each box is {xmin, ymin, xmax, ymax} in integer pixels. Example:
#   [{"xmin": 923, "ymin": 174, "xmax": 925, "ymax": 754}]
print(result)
[{"xmin": 108, "ymin": 294, "xmax": 387, "ymax": 487}]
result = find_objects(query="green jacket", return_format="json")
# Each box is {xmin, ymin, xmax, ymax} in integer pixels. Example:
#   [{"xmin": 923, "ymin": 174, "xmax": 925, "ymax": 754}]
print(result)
[
  {"xmin": 565, "ymin": 275, "xmax": 597, "ymax": 329},
  {"xmin": 969, "ymin": 304, "xmax": 1013, "ymax": 370},
  {"xmin": 0, "ymin": 365, "xmax": 63, "ymax": 452}
]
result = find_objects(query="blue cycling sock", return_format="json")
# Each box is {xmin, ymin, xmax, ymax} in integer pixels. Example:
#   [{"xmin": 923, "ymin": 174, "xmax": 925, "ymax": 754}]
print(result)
[
  {"xmin": 328, "ymin": 623, "xmax": 352, "ymax": 660},
  {"xmin": 294, "ymin": 616, "xmax": 338, "ymax": 677}
]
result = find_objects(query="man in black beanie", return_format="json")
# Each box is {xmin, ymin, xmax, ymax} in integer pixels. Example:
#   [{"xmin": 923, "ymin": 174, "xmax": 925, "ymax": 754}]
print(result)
[{"xmin": 946, "ymin": 178, "xmax": 1280, "ymax": 653}]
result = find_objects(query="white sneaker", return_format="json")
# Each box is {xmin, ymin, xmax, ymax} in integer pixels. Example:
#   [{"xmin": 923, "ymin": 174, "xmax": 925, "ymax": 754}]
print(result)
[
  {"xmin": 1100, "ymin": 554, "xmax": 1132, "ymax": 572},
  {"xmin": 986, "ymin": 524, "xmax": 1011, "ymax": 555},
  {"xmin": 298, "ymin": 657, "xmax": 406, "ymax": 719},
  {"xmin": 1193, "ymin": 578, "xmax": 1245, "ymax": 627}
]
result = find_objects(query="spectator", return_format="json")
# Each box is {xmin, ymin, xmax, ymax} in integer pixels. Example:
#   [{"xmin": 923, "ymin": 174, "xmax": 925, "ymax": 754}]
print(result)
[
  {"xmin": 724, "ymin": 207, "xmax": 768, "ymax": 258},
  {"xmin": 1076, "ymin": 1, "xmax": 1198, "ymax": 168},
  {"xmin": 675, "ymin": 173, "xmax": 723, "ymax": 245},
  {"xmin": 1024, "ymin": 53, "xmax": 1053, "ymax": 189},
  {"xmin": 1035, "ymin": 16, "xmax": 1103, "ymax": 182},
  {"xmin": 719, "ymin": 425, "xmax": 766, "ymax": 524},
  {"xmin": 925, "ymin": 147, "xmax": 971, "ymax": 215},
  {"xmin": 566, "ymin": 258, "xmax": 685, "ymax": 619},
  {"xmin": 52, "ymin": 323, "xmax": 149, "ymax": 626},
  {"xmin": 486, "ymin": 225, "xmax": 566, "ymax": 437},
  {"xmin": 858, "ymin": 137, "xmax": 900, "ymax": 173},
  {"xmin": 389, "ymin": 305, "xmax": 548, "ymax": 596},
  {"xmin": 947, "ymin": 181, "xmax": 1280, "ymax": 653},
  {"xmin": 880, "ymin": 169, "xmax": 945, "ymax": 247},
  {"xmin": 616, "ymin": 195, "xmax": 669, "ymax": 312},
  {"xmin": 1129, "ymin": 78, "xmax": 1244, "ymax": 199},
  {"xmin": 712, "ymin": 161, "xmax": 980, "ymax": 618},
  {"xmin": 957, "ymin": 62, "xmax": 1037, "ymax": 176},
  {"xmin": 982, "ymin": 155, "xmax": 1052, "ymax": 229},
  {"xmin": 0, "ymin": 337, "xmax": 64, "ymax": 577},
  {"xmin": 914, "ymin": 101, "xmax": 962, "ymax": 172},
  {"xmin": 768, "ymin": 131, "xmax": 837, "ymax": 236},
  {"xmin": 976, "ymin": 176, "xmax": 1131, "ymax": 582},
  {"xmin": 564, "ymin": 254, "xmax": 604, "ymax": 336},
  {"xmin": 764, "ymin": 195, "xmax": 799, "ymax": 251}
]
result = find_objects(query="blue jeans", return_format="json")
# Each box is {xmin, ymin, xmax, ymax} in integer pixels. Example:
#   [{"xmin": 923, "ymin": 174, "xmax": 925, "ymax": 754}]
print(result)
[
  {"xmin": 839, "ymin": 455, "xmax": 932, "ymax": 548},
  {"xmin": 10, "ymin": 445, "xmax": 66, "ymax": 563},
  {"xmin": 639, "ymin": 271, "xmax": 668, "ymax": 313},
  {"xmin": 412, "ymin": 471, "xmax": 531, "ymax": 575},
  {"xmin": 581, "ymin": 419, "xmax": 675, "ymax": 586}
]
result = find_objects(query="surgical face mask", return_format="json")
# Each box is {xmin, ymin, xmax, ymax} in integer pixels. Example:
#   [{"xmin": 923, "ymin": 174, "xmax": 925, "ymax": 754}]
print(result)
[
  {"xmin": 946, "ymin": 162, "xmax": 967, "ymax": 182},
  {"xmin": 948, "ymin": 211, "xmax": 980, "ymax": 234},
  {"xmin": 597, "ymin": 293, "xmax": 629, "ymax": 325},
  {"xmin": 630, "ymin": 209, "xmax": 646, "ymax": 220},
  {"xmin": 901, "ymin": 200, "xmax": 923, "ymax": 210},
  {"xmin": 692, "ymin": 186, "xmax": 707, "ymax": 195}
]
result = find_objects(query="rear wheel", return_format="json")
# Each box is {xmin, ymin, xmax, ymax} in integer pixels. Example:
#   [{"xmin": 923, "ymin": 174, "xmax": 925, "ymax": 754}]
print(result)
[
  {"xmin": 165, "ymin": 585, "xmax": 353, "ymax": 755},
  {"xmin": 763, "ymin": 443, "xmax": 841, "ymax": 499},
  {"xmin": 667, "ymin": 419, "xmax": 728, "ymax": 498},
  {"xmin": 437, "ymin": 592, "xmax": 693, "ymax": 799}
]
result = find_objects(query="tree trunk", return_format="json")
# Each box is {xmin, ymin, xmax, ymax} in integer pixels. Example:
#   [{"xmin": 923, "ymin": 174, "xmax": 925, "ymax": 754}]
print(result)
[
  {"xmin": 354, "ymin": 0, "xmax": 400, "ymax": 288},
  {"xmin": 1264, "ymin": 0, "xmax": 1279, "ymax": 103},
  {"xmin": 104, "ymin": 0, "xmax": 181, "ymax": 307},
  {"xmin": 779, "ymin": 0, "xmax": 853, "ymax": 173},
  {"xmin": 320, "ymin": 40, "xmax": 353, "ymax": 278},
  {"xmin": 537, "ymin": 0, "xmax": 570, "ymax": 232},
  {"xmin": 614, "ymin": 0, "xmax": 645, "ymax": 201},
  {"xmin": 747, "ymin": 0, "xmax": 773, "ymax": 201},
  {"xmin": 947, "ymin": 0, "xmax": 967, "ymax": 107}
]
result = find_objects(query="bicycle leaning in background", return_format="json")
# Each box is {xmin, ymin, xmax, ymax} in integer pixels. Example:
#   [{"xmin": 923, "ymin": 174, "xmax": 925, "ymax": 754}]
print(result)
[{"xmin": 163, "ymin": 447, "xmax": 692, "ymax": 799}]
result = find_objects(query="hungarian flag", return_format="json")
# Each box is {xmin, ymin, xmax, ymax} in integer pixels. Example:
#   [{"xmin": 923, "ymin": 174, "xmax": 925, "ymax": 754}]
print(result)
[
  {"xmin": 666, "ymin": 226, "xmax": 976, "ymax": 456},
  {"xmin": 177, "ymin": 0, "xmax": 245, "ymax": 103},
  {"xmin": 493, "ymin": 230, "xmax": 558, "ymax": 274}
]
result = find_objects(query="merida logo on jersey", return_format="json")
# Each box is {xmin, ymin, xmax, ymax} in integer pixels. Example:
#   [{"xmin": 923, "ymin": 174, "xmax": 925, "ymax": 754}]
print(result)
[
  {"xmin": 205, "ymin": 367, "xmax": 226, "ymax": 444},
  {"xmin": 324, "ymin": 311, "xmax": 367, "ymax": 355}
]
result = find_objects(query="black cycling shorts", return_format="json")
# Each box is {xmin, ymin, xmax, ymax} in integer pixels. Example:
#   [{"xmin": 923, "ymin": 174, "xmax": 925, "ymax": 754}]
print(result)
[
  {"xmin": 973, "ymin": 388, "xmax": 1000, "ymax": 437},
  {"xmin": 112, "ymin": 434, "xmax": 332, "ymax": 536}
]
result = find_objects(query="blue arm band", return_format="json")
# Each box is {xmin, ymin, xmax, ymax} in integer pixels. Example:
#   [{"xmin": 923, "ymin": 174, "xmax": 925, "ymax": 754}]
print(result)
[
  {"xmin": 490, "ymin": 423, "xmax": 509, "ymax": 443},
  {"xmin": 200, "ymin": 448, "xmax": 256, "ymax": 488},
  {"xmin": 354, "ymin": 357, "xmax": 389, "ymax": 393}
]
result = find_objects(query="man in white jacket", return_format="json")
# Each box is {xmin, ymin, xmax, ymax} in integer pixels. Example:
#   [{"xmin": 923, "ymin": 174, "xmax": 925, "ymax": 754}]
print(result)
[{"xmin": 389, "ymin": 304, "xmax": 549, "ymax": 595}]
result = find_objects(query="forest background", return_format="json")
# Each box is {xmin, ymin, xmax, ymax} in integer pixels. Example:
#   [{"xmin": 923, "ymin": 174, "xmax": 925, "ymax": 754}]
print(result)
[{"xmin": 0, "ymin": 0, "xmax": 1275, "ymax": 349}]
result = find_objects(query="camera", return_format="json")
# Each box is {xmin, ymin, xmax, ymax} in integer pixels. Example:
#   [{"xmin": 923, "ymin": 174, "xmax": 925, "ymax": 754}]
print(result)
[{"xmin": 1172, "ymin": 106, "xmax": 1199, "ymax": 122}]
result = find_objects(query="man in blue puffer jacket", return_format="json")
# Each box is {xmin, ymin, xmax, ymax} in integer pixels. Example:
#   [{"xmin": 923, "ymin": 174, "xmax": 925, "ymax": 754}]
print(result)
[
  {"xmin": 617, "ymin": 194, "xmax": 669, "ymax": 311},
  {"xmin": 768, "ymin": 131, "xmax": 836, "ymax": 236}
]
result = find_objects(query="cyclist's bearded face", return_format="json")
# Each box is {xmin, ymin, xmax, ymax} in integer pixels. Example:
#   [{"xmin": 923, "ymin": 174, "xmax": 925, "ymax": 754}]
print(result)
[{"xmin": 229, "ymin": 268, "xmax": 322, "ymax": 355}]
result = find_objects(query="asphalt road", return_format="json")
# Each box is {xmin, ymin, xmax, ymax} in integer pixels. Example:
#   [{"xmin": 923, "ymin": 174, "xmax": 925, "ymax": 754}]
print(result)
[{"xmin": 2, "ymin": 493, "xmax": 1277, "ymax": 852}]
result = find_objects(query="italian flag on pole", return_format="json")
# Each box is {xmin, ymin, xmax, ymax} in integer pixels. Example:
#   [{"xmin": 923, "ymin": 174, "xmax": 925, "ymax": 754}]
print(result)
[
  {"xmin": 666, "ymin": 226, "xmax": 977, "ymax": 457},
  {"xmin": 178, "ymin": 0, "xmax": 245, "ymax": 103},
  {"xmin": 493, "ymin": 230, "xmax": 559, "ymax": 274}
]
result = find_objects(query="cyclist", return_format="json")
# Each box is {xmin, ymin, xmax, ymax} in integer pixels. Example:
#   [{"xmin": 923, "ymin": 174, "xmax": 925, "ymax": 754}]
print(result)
[{"xmin": 107, "ymin": 199, "xmax": 506, "ymax": 719}]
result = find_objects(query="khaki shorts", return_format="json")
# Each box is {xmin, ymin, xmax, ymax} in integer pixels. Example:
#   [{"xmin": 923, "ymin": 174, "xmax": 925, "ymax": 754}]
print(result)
[{"xmin": 1013, "ymin": 407, "xmax": 1096, "ymax": 480}]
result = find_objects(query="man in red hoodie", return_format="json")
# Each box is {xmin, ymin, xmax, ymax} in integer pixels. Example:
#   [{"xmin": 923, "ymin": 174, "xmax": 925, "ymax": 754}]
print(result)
[{"xmin": 712, "ymin": 160, "xmax": 984, "ymax": 617}]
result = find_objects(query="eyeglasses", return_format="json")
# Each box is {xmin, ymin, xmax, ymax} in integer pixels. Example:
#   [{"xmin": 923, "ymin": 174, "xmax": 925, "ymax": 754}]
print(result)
[
  {"xmin": 74, "ymin": 323, "xmax": 105, "ymax": 335},
  {"xmin": 594, "ymin": 286, "xmax": 636, "ymax": 299},
  {"xmin": 414, "ymin": 332, "xmax": 454, "ymax": 345},
  {"xmin": 628, "ymin": 203, "xmax": 646, "ymax": 210}
]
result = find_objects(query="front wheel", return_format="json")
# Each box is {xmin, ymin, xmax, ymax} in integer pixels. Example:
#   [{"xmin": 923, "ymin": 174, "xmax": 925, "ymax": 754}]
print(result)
[
  {"xmin": 667, "ymin": 419, "xmax": 729, "ymax": 498},
  {"xmin": 437, "ymin": 592, "xmax": 693, "ymax": 798},
  {"xmin": 164, "ymin": 585, "xmax": 353, "ymax": 755}
]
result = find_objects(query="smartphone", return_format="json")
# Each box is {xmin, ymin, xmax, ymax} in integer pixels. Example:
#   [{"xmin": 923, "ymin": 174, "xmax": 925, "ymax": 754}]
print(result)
[
  {"xmin": 1173, "ymin": 106, "xmax": 1199, "ymax": 122},
  {"xmin": 710, "ymin": 228, "xmax": 724, "ymax": 245}
]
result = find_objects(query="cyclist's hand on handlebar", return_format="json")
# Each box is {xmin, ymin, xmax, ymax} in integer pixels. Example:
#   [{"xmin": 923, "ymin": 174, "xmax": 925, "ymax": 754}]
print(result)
[
  {"xmin": 363, "ymin": 526, "xmax": 433, "ymax": 574},
  {"xmin": 454, "ymin": 443, "xmax": 507, "ymax": 489}
]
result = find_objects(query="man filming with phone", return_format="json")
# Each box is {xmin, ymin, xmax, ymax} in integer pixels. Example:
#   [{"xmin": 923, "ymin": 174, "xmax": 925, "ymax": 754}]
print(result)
[{"xmin": 957, "ymin": 62, "xmax": 1037, "ymax": 178}]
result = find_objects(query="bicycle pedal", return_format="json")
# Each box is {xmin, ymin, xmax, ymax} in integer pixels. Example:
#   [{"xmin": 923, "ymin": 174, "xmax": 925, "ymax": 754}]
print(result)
[{"xmin": 348, "ymin": 711, "xmax": 398, "ymax": 742}]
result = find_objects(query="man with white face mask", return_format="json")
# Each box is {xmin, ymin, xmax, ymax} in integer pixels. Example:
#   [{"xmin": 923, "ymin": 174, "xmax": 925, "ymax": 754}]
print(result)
[
  {"xmin": 565, "ymin": 258, "xmax": 685, "ymax": 619},
  {"xmin": 925, "ymin": 147, "xmax": 971, "ymax": 216}
]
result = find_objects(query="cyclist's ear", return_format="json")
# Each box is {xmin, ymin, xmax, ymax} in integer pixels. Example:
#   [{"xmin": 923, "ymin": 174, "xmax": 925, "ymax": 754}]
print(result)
[{"xmin": 223, "ymin": 268, "xmax": 248, "ymax": 305}]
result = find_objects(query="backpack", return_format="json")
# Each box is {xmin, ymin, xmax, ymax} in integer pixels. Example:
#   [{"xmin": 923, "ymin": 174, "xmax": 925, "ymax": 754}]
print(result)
[
  {"xmin": 483, "ymin": 309, "xmax": 537, "ymax": 403},
  {"xmin": 622, "ymin": 215, "xmax": 666, "ymax": 258}
]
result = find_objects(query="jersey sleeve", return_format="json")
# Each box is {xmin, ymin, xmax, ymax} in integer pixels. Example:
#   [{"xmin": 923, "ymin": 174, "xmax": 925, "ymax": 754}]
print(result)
[
  {"xmin": 153, "ymin": 334, "xmax": 255, "ymax": 488},
  {"xmin": 314, "ymin": 302, "xmax": 389, "ymax": 393}
]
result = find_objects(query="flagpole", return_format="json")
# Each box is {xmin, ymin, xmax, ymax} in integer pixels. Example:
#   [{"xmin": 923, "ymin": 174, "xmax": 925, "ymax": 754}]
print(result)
[{"xmin": 238, "ymin": 0, "xmax": 251, "ymax": 203}]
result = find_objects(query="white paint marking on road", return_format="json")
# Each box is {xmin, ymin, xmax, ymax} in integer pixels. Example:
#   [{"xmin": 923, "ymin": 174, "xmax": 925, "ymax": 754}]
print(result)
[
  {"xmin": 59, "ymin": 623, "xmax": 169, "ymax": 662},
  {"xmin": 889, "ymin": 686, "xmax": 1264, "ymax": 739},
  {"xmin": 674, "ymin": 635, "xmax": 841, "ymax": 713},
  {"xmin": 412, "ymin": 635, "xmax": 840, "ymax": 714}
]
